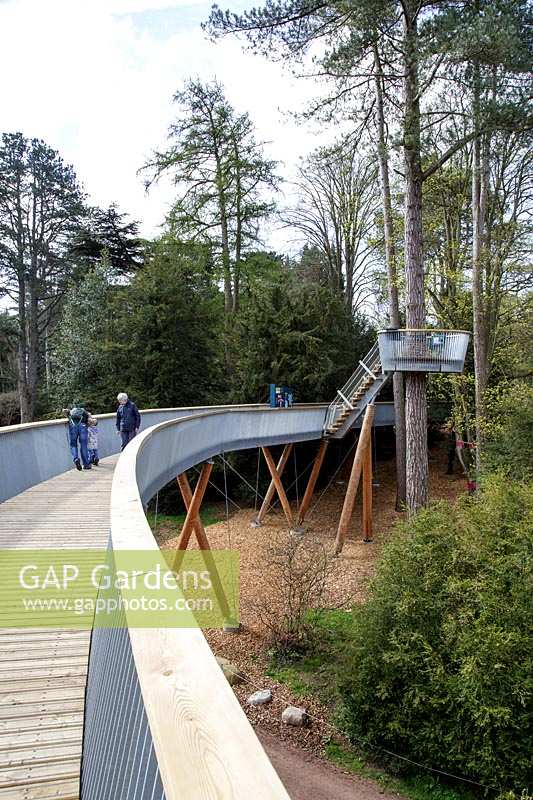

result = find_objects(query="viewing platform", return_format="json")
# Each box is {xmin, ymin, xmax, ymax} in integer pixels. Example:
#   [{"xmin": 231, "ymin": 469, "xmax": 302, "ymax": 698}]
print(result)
[{"xmin": 377, "ymin": 329, "xmax": 470, "ymax": 373}]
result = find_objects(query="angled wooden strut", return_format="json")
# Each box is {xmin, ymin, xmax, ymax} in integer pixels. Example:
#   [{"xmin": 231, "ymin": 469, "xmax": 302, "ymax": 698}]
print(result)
[
  {"xmin": 176, "ymin": 467, "xmax": 233, "ymax": 623},
  {"xmin": 297, "ymin": 439, "xmax": 329, "ymax": 525},
  {"xmin": 261, "ymin": 446, "xmax": 295, "ymax": 528},
  {"xmin": 176, "ymin": 461, "xmax": 213, "ymax": 550},
  {"xmin": 335, "ymin": 404, "xmax": 375, "ymax": 554},
  {"xmin": 253, "ymin": 444, "xmax": 293, "ymax": 525},
  {"xmin": 176, "ymin": 471, "xmax": 213, "ymax": 550}
]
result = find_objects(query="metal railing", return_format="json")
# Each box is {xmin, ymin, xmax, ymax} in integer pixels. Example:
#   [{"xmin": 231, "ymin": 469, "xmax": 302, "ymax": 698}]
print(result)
[
  {"xmin": 377, "ymin": 329, "xmax": 470, "ymax": 373},
  {"xmin": 324, "ymin": 342, "xmax": 382, "ymax": 432}
]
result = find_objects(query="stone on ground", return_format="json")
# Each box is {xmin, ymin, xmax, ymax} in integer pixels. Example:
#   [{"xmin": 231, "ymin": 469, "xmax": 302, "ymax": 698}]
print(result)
[
  {"xmin": 216, "ymin": 655, "xmax": 244, "ymax": 686},
  {"xmin": 247, "ymin": 689, "xmax": 273, "ymax": 706},
  {"xmin": 281, "ymin": 706, "xmax": 309, "ymax": 727}
]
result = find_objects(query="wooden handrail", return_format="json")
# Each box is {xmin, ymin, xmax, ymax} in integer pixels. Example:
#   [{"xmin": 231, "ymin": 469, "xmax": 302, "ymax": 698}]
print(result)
[{"xmin": 109, "ymin": 410, "xmax": 299, "ymax": 799}]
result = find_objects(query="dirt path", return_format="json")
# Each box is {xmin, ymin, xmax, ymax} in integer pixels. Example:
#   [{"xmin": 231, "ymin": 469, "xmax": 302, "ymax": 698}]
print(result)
[{"xmin": 258, "ymin": 728, "xmax": 401, "ymax": 800}]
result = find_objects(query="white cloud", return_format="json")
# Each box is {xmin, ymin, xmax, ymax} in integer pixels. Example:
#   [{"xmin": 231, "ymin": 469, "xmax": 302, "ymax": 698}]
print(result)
[{"xmin": 0, "ymin": 0, "xmax": 327, "ymax": 249}]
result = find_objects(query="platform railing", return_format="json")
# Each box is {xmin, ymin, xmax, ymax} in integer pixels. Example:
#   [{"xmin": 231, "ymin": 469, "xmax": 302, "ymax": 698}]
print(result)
[
  {"xmin": 324, "ymin": 342, "xmax": 382, "ymax": 432},
  {"xmin": 378, "ymin": 329, "xmax": 470, "ymax": 373}
]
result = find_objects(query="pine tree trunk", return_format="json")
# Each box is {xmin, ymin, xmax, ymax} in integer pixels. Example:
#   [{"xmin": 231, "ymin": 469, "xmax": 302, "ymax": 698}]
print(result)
[
  {"xmin": 402, "ymin": 7, "xmax": 428, "ymax": 511},
  {"xmin": 373, "ymin": 43, "xmax": 406, "ymax": 510},
  {"xmin": 16, "ymin": 277, "xmax": 31, "ymax": 422},
  {"xmin": 471, "ymin": 70, "xmax": 489, "ymax": 472}
]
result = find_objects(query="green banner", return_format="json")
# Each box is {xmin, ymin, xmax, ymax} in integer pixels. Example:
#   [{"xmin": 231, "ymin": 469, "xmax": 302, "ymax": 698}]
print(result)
[{"xmin": 0, "ymin": 549, "xmax": 239, "ymax": 629}]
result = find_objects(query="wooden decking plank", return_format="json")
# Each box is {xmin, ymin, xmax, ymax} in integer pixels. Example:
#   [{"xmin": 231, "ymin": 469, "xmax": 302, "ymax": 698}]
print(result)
[
  {"xmin": 0, "ymin": 744, "xmax": 81, "ymax": 770},
  {"xmin": 0, "ymin": 777, "xmax": 79, "ymax": 798},
  {"xmin": 0, "ymin": 678, "xmax": 86, "ymax": 695},
  {"xmin": 0, "ymin": 457, "xmax": 116, "ymax": 794},
  {"xmin": 0, "ymin": 728, "xmax": 81, "ymax": 751},
  {"xmin": 0, "ymin": 759, "xmax": 80, "ymax": 788},
  {"xmin": 0, "ymin": 717, "xmax": 82, "ymax": 735}
]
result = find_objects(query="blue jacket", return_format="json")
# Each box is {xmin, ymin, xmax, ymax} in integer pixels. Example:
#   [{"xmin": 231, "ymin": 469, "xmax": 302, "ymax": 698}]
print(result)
[{"xmin": 116, "ymin": 400, "xmax": 141, "ymax": 432}]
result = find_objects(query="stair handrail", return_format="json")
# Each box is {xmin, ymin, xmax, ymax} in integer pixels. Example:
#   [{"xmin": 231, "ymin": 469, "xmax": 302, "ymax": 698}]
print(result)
[{"xmin": 324, "ymin": 342, "xmax": 382, "ymax": 432}]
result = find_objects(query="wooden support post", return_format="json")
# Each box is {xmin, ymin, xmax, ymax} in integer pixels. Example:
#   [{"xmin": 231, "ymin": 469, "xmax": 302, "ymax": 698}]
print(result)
[
  {"xmin": 261, "ymin": 446, "xmax": 295, "ymax": 528},
  {"xmin": 334, "ymin": 404, "xmax": 375, "ymax": 554},
  {"xmin": 362, "ymin": 434, "xmax": 373, "ymax": 542},
  {"xmin": 176, "ymin": 471, "xmax": 234, "ymax": 624},
  {"xmin": 297, "ymin": 439, "xmax": 329, "ymax": 525},
  {"xmin": 253, "ymin": 444, "xmax": 293, "ymax": 525},
  {"xmin": 176, "ymin": 461, "xmax": 213, "ymax": 550},
  {"xmin": 177, "ymin": 473, "xmax": 213, "ymax": 551}
]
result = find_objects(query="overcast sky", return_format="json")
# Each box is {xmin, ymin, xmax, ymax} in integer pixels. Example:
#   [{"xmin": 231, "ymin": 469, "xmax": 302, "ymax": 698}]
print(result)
[{"xmin": 0, "ymin": 0, "xmax": 326, "ymax": 251}]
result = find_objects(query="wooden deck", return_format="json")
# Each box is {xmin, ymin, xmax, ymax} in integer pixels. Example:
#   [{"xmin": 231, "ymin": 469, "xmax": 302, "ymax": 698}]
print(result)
[{"xmin": 0, "ymin": 457, "xmax": 117, "ymax": 799}]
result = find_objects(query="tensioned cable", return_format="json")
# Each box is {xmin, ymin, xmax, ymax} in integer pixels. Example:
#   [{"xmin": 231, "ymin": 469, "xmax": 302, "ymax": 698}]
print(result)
[
  {"xmin": 265, "ymin": 454, "xmax": 315, "ymax": 515},
  {"xmin": 153, "ymin": 490, "xmax": 159, "ymax": 535},
  {"xmin": 220, "ymin": 452, "xmax": 238, "ymax": 615},
  {"xmin": 254, "ymin": 448, "xmax": 261, "ymax": 512},
  {"xmin": 293, "ymin": 446, "xmax": 299, "ymax": 510},
  {"xmin": 215, "ymin": 659, "xmax": 500, "ymax": 792},
  {"xmin": 191, "ymin": 465, "xmax": 242, "ymax": 511},
  {"xmin": 218, "ymin": 453, "xmax": 266, "ymax": 502},
  {"xmin": 306, "ymin": 435, "xmax": 359, "ymax": 522}
]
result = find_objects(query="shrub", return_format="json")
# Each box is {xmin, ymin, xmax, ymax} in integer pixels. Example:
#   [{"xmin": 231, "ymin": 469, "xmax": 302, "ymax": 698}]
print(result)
[
  {"xmin": 484, "ymin": 383, "xmax": 533, "ymax": 480},
  {"xmin": 251, "ymin": 534, "xmax": 332, "ymax": 657},
  {"xmin": 337, "ymin": 476, "xmax": 533, "ymax": 790}
]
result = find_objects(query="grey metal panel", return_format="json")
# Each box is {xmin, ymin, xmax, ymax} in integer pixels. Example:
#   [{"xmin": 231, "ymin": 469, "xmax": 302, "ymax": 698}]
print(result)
[
  {"xmin": 81, "ymin": 550, "xmax": 166, "ymax": 800},
  {"xmin": 353, "ymin": 401, "xmax": 395, "ymax": 428},
  {"xmin": 134, "ymin": 407, "xmax": 327, "ymax": 505},
  {"xmin": 0, "ymin": 405, "xmax": 269, "ymax": 503},
  {"xmin": 0, "ymin": 402, "xmax": 396, "ymax": 504}
]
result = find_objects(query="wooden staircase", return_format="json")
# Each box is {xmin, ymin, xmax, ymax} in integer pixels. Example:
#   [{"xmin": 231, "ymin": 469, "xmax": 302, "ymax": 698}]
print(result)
[{"xmin": 323, "ymin": 343, "xmax": 390, "ymax": 438}]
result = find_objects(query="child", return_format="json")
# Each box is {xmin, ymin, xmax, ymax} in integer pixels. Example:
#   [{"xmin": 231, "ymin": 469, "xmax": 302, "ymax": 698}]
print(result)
[{"xmin": 87, "ymin": 416, "xmax": 99, "ymax": 466}]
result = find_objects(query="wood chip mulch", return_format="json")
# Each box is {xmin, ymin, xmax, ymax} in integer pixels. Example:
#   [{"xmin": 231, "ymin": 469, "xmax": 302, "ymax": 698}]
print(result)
[{"xmin": 156, "ymin": 442, "xmax": 466, "ymax": 757}]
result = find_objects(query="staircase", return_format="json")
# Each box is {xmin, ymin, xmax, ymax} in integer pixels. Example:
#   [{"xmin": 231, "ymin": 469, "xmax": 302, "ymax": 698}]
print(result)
[{"xmin": 323, "ymin": 342, "xmax": 390, "ymax": 438}]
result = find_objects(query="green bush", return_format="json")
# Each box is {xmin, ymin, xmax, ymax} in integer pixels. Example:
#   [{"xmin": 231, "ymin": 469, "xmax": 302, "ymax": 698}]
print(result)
[
  {"xmin": 484, "ymin": 384, "xmax": 533, "ymax": 480},
  {"xmin": 338, "ymin": 477, "xmax": 533, "ymax": 790}
]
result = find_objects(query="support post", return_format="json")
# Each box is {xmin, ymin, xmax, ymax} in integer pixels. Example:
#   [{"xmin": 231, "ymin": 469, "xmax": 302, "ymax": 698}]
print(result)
[
  {"xmin": 176, "ymin": 471, "xmax": 234, "ymax": 626},
  {"xmin": 362, "ymin": 434, "xmax": 373, "ymax": 542},
  {"xmin": 252, "ymin": 444, "xmax": 293, "ymax": 526},
  {"xmin": 297, "ymin": 439, "xmax": 329, "ymax": 525},
  {"xmin": 176, "ymin": 461, "xmax": 213, "ymax": 550},
  {"xmin": 261, "ymin": 446, "xmax": 295, "ymax": 528},
  {"xmin": 335, "ymin": 404, "xmax": 375, "ymax": 554}
]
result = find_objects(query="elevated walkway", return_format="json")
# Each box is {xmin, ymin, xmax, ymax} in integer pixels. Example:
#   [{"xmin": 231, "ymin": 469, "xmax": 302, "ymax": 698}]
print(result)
[{"xmin": 0, "ymin": 401, "xmax": 395, "ymax": 800}]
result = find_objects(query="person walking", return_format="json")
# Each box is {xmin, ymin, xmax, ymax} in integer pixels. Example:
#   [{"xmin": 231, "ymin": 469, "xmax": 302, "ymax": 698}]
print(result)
[
  {"xmin": 63, "ymin": 404, "xmax": 91, "ymax": 471},
  {"xmin": 116, "ymin": 392, "xmax": 141, "ymax": 451},
  {"xmin": 87, "ymin": 416, "xmax": 99, "ymax": 466}
]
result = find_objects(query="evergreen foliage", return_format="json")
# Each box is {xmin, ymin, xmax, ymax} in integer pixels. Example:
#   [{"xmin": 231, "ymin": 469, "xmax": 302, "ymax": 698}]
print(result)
[
  {"xmin": 337, "ymin": 477, "xmax": 533, "ymax": 789},
  {"xmin": 51, "ymin": 239, "xmax": 225, "ymax": 412},
  {"xmin": 229, "ymin": 262, "xmax": 374, "ymax": 402}
]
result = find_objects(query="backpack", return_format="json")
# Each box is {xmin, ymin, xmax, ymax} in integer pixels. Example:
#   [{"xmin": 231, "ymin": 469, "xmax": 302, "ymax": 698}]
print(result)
[{"xmin": 70, "ymin": 407, "xmax": 85, "ymax": 423}]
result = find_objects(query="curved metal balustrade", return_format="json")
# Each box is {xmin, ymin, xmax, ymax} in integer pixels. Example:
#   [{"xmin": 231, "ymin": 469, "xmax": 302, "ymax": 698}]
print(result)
[
  {"xmin": 0, "ymin": 404, "xmax": 286, "ymax": 503},
  {"xmin": 378, "ymin": 329, "xmax": 470, "ymax": 373},
  {"xmin": 92, "ymin": 406, "xmax": 328, "ymax": 800}
]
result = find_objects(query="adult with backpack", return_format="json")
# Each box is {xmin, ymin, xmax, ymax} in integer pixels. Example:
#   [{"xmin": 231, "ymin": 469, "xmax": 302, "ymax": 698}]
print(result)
[
  {"xmin": 62, "ymin": 405, "xmax": 91, "ymax": 471},
  {"xmin": 116, "ymin": 392, "xmax": 141, "ymax": 450}
]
